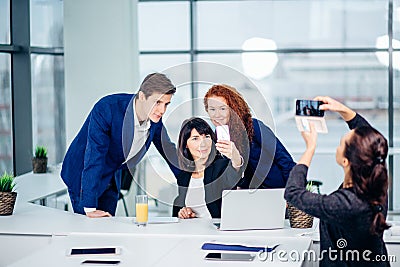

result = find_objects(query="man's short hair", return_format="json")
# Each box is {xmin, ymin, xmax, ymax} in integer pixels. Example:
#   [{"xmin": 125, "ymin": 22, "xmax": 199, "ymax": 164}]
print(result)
[{"xmin": 139, "ymin": 73, "xmax": 176, "ymax": 98}]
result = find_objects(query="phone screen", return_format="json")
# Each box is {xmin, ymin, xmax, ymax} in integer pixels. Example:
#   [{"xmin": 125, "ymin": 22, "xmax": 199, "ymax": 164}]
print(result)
[
  {"xmin": 295, "ymin": 100, "xmax": 324, "ymax": 117},
  {"xmin": 216, "ymin": 125, "xmax": 230, "ymax": 141},
  {"xmin": 81, "ymin": 260, "xmax": 120, "ymax": 265},
  {"xmin": 71, "ymin": 248, "xmax": 117, "ymax": 255},
  {"xmin": 205, "ymin": 253, "xmax": 255, "ymax": 261}
]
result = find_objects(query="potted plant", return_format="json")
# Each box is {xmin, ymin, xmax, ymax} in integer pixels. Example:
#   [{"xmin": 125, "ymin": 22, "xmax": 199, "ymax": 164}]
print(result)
[
  {"xmin": 287, "ymin": 181, "xmax": 317, "ymax": 228},
  {"xmin": 0, "ymin": 172, "xmax": 17, "ymax": 216},
  {"xmin": 32, "ymin": 146, "xmax": 48, "ymax": 173}
]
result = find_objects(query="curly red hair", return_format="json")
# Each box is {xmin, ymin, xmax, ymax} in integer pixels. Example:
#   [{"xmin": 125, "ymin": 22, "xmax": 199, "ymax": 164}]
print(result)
[{"xmin": 204, "ymin": 84, "xmax": 254, "ymax": 154}]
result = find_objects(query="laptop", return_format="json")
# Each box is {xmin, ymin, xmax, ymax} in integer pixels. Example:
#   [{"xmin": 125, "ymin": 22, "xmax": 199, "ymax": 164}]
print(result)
[{"xmin": 218, "ymin": 189, "xmax": 286, "ymax": 231}]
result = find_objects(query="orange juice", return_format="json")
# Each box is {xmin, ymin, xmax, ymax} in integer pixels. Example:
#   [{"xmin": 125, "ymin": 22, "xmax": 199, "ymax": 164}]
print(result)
[{"xmin": 136, "ymin": 203, "xmax": 148, "ymax": 223}]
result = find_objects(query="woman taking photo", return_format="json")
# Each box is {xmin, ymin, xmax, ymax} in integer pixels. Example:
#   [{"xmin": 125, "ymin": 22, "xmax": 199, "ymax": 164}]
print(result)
[
  {"xmin": 204, "ymin": 84, "xmax": 295, "ymax": 189},
  {"xmin": 285, "ymin": 96, "xmax": 390, "ymax": 266},
  {"xmin": 173, "ymin": 117, "xmax": 243, "ymax": 219}
]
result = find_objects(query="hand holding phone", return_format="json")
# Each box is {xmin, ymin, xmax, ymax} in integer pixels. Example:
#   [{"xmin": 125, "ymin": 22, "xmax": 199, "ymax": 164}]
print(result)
[{"xmin": 295, "ymin": 99, "xmax": 328, "ymax": 133}]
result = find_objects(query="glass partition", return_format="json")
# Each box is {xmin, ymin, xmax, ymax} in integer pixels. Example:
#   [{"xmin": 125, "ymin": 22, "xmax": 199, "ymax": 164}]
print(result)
[
  {"xmin": 0, "ymin": 0, "xmax": 10, "ymax": 44},
  {"xmin": 31, "ymin": 54, "xmax": 65, "ymax": 165},
  {"xmin": 30, "ymin": 0, "xmax": 63, "ymax": 47},
  {"xmin": 138, "ymin": 0, "xmax": 398, "ymax": 212},
  {"xmin": 0, "ymin": 53, "xmax": 12, "ymax": 173},
  {"xmin": 197, "ymin": 0, "xmax": 387, "ymax": 50},
  {"xmin": 139, "ymin": 2, "xmax": 190, "ymax": 51}
]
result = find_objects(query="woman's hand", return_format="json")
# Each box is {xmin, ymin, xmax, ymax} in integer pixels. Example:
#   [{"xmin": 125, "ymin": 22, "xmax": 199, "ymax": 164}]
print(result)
[
  {"xmin": 314, "ymin": 96, "xmax": 356, "ymax": 121},
  {"xmin": 178, "ymin": 207, "xmax": 196, "ymax": 219},
  {"xmin": 301, "ymin": 122, "xmax": 318, "ymax": 151},
  {"xmin": 216, "ymin": 140, "xmax": 243, "ymax": 169},
  {"xmin": 85, "ymin": 210, "xmax": 112, "ymax": 218},
  {"xmin": 298, "ymin": 123, "xmax": 317, "ymax": 167},
  {"xmin": 216, "ymin": 140, "xmax": 240, "ymax": 159}
]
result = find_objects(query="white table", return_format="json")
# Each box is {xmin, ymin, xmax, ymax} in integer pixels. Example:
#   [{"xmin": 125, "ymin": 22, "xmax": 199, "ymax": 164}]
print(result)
[
  {"xmin": 8, "ymin": 234, "xmax": 312, "ymax": 267},
  {"xmin": 14, "ymin": 168, "xmax": 67, "ymax": 205},
  {"xmin": 1, "ymin": 201, "xmax": 316, "ymax": 238},
  {"xmin": 3, "ymin": 203, "xmax": 399, "ymax": 266},
  {"xmin": 2, "ymin": 170, "xmax": 399, "ymax": 267}
]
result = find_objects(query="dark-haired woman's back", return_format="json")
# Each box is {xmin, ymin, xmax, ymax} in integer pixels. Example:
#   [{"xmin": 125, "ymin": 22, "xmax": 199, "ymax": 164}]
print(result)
[
  {"xmin": 285, "ymin": 96, "xmax": 390, "ymax": 266},
  {"xmin": 288, "ymin": 165, "xmax": 389, "ymax": 266}
]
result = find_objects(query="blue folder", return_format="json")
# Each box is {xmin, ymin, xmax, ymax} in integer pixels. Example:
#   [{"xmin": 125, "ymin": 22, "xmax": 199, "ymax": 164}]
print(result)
[{"xmin": 201, "ymin": 243, "xmax": 279, "ymax": 253}]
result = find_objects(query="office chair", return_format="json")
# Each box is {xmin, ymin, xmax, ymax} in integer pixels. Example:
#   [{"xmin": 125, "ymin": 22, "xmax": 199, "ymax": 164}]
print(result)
[{"xmin": 118, "ymin": 168, "xmax": 136, "ymax": 216}]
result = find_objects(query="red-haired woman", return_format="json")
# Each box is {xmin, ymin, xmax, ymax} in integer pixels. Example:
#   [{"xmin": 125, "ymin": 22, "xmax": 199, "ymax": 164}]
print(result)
[
  {"xmin": 204, "ymin": 84, "xmax": 295, "ymax": 189},
  {"xmin": 285, "ymin": 96, "xmax": 390, "ymax": 266}
]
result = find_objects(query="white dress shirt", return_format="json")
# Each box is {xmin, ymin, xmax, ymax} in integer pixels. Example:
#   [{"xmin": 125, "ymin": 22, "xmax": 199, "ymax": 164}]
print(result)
[
  {"xmin": 185, "ymin": 176, "xmax": 212, "ymax": 219},
  {"xmin": 124, "ymin": 107, "xmax": 151, "ymax": 163}
]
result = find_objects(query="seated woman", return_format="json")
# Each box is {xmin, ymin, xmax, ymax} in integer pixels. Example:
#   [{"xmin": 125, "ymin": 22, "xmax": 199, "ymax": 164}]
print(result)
[
  {"xmin": 172, "ymin": 117, "xmax": 243, "ymax": 219},
  {"xmin": 204, "ymin": 84, "xmax": 295, "ymax": 189},
  {"xmin": 285, "ymin": 96, "xmax": 390, "ymax": 266}
]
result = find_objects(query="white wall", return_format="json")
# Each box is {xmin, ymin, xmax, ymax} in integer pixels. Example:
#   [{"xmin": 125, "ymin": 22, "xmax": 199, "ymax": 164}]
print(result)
[{"xmin": 64, "ymin": 0, "xmax": 139, "ymax": 146}]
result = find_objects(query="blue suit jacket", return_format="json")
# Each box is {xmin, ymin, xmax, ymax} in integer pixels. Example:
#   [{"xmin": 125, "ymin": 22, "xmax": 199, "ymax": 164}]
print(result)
[
  {"xmin": 240, "ymin": 118, "xmax": 296, "ymax": 189},
  {"xmin": 61, "ymin": 94, "xmax": 179, "ymax": 209}
]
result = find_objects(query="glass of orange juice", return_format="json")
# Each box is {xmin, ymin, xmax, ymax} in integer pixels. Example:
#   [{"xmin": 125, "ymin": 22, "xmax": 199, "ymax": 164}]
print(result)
[{"xmin": 135, "ymin": 195, "xmax": 148, "ymax": 226}]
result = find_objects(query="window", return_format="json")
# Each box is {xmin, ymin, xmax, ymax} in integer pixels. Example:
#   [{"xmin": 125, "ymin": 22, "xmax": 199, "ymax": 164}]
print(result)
[
  {"xmin": 197, "ymin": 1, "xmax": 387, "ymax": 49},
  {"xmin": 0, "ymin": 0, "xmax": 65, "ymax": 174},
  {"xmin": 31, "ymin": 54, "xmax": 65, "ymax": 165},
  {"xmin": 0, "ymin": 0, "xmax": 10, "ymax": 44},
  {"xmin": 394, "ymin": 0, "xmax": 400, "ymax": 41},
  {"xmin": 138, "ymin": 2, "xmax": 190, "ymax": 51},
  {"xmin": 0, "ymin": 54, "xmax": 12, "ymax": 173},
  {"xmin": 139, "ymin": 0, "xmax": 398, "ymax": 211},
  {"xmin": 30, "ymin": 0, "xmax": 64, "ymax": 47},
  {"xmin": 30, "ymin": 0, "xmax": 65, "ymax": 166},
  {"xmin": 394, "ymin": 155, "xmax": 400, "ymax": 210},
  {"xmin": 0, "ymin": 0, "xmax": 12, "ymax": 174},
  {"xmin": 394, "ymin": 64, "xmax": 400, "ymax": 211},
  {"xmin": 395, "ymin": 66, "xmax": 400, "ymax": 148}
]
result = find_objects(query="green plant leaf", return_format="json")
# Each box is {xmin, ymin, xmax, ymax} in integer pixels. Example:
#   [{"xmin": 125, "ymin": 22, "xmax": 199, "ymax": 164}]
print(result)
[
  {"xmin": 34, "ymin": 145, "xmax": 47, "ymax": 159},
  {"xmin": 306, "ymin": 181, "xmax": 316, "ymax": 193},
  {"xmin": 0, "ymin": 171, "xmax": 16, "ymax": 192}
]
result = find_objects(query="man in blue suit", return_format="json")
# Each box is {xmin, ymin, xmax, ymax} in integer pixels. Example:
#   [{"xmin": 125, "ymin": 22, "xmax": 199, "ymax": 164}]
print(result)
[{"xmin": 61, "ymin": 73, "xmax": 179, "ymax": 217}]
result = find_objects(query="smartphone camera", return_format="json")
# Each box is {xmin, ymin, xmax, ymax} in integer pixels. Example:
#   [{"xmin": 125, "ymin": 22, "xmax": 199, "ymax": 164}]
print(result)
[{"xmin": 295, "ymin": 100, "xmax": 324, "ymax": 117}]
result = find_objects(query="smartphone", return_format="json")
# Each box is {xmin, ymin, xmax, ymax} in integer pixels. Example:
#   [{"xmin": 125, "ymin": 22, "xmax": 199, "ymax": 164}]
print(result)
[
  {"xmin": 67, "ymin": 247, "xmax": 121, "ymax": 256},
  {"xmin": 204, "ymin": 253, "xmax": 255, "ymax": 261},
  {"xmin": 295, "ymin": 99, "xmax": 328, "ymax": 133},
  {"xmin": 216, "ymin": 125, "xmax": 230, "ymax": 141},
  {"xmin": 295, "ymin": 100, "xmax": 324, "ymax": 117},
  {"xmin": 81, "ymin": 260, "xmax": 120, "ymax": 265}
]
